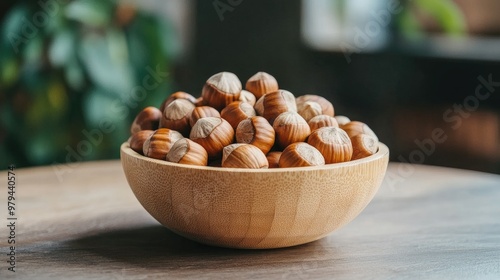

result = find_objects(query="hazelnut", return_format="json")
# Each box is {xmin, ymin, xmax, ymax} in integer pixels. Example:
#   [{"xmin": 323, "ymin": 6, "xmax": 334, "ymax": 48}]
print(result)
[
  {"xmin": 189, "ymin": 117, "xmax": 234, "ymax": 158},
  {"xmin": 308, "ymin": 115, "xmax": 339, "ymax": 132},
  {"xmin": 130, "ymin": 106, "xmax": 162, "ymax": 134},
  {"xmin": 266, "ymin": 151, "xmax": 282, "ymax": 168},
  {"xmin": 160, "ymin": 99, "xmax": 195, "ymax": 136},
  {"xmin": 128, "ymin": 70, "xmax": 384, "ymax": 169},
  {"xmin": 273, "ymin": 112, "xmax": 311, "ymax": 149},
  {"xmin": 166, "ymin": 138, "xmax": 208, "ymax": 166},
  {"xmin": 279, "ymin": 142, "xmax": 325, "ymax": 168},
  {"xmin": 245, "ymin": 71, "xmax": 279, "ymax": 99},
  {"xmin": 351, "ymin": 134, "xmax": 378, "ymax": 160},
  {"xmin": 334, "ymin": 115, "xmax": 351, "ymax": 126},
  {"xmin": 340, "ymin": 121, "xmax": 378, "ymax": 141},
  {"xmin": 238, "ymin": 89, "xmax": 257, "ymax": 106},
  {"xmin": 307, "ymin": 127, "xmax": 353, "ymax": 164},
  {"xmin": 236, "ymin": 116, "xmax": 275, "ymax": 154},
  {"xmin": 202, "ymin": 72, "xmax": 242, "ymax": 111},
  {"xmin": 297, "ymin": 101, "xmax": 322, "ymax": 121},
  {"xmin": 143, "ymin": 128, "xmax": 183, "ymax": 160},
  {"xmin": 160, "ymin": 91, "xmax": 196, "ymax": 113},
  {"xmin": 129, "ymin": 130, "xmax": 154, "ymax": 155},
  {"xmin": 296, "ymin": 95, "xmax": 334, "ymax": 117},
  {"xmin": 221, "ymin": 144, "xmax": 269, "ymax": 169},
  {"xmin": 195, "ymin": 96, "xmax": 204, "ymax": 107},
  {"xmin": 254, "ymin": 89, "xmax": 297, "ymax": 125},
  {"xmin": 221, "ymin": 101, "xmax": 256, "ymax": 129},
  {"xmin": 189, "ymin": 106, "xmax": 220, "ymax": 127}
]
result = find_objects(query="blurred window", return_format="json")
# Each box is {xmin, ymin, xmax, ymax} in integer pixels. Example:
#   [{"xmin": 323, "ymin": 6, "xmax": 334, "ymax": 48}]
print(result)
[{"xmin": 301, "ymin": 0, "xmax": 500, "ymax": 60}]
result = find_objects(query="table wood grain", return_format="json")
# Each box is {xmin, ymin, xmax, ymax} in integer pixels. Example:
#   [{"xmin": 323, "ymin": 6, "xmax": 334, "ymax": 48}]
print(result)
[{"xmin": 1, "ymin": 161, "xmax": 499, "ymax": 279}]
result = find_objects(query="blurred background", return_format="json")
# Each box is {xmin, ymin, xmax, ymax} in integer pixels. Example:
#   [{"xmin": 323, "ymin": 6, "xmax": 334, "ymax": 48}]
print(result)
[{"xmin": 0, "ymin": 0, "xmax": 499, "ymax": 173}]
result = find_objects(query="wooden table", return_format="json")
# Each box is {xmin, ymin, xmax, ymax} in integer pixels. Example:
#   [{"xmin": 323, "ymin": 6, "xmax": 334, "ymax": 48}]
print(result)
[{"xmin": 1, "ymin": 161, "xmax": 499, "ymax": 279}]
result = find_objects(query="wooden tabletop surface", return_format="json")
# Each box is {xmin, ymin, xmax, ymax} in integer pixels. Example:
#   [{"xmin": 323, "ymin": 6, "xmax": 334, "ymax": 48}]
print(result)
[{"xmin": 1, "ymin": 161, "xmax": 499, "ymax": 279}]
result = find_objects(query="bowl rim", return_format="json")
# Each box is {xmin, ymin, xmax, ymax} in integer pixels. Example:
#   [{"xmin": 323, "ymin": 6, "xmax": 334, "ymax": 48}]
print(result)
[{"xmin": 121, "ymin": 142, "xmax": 389, "ymax": 173}]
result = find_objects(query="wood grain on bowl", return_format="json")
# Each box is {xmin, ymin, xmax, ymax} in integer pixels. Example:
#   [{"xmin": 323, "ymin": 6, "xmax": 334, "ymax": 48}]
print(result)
[{"xmin": 120, "ymin": 142, "xmax": 389, "ymax": 249}]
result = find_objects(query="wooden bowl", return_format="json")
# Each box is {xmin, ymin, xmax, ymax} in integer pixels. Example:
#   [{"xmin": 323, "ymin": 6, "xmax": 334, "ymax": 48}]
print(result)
[{"xmin": 120, "ymin": 142, "xmax": 389, "ymax": 249}]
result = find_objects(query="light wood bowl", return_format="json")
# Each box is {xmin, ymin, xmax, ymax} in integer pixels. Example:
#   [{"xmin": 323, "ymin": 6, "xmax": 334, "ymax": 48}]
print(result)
[{"xmin": 120, "ymin": 142, "xmax": 389, "ymax": 249}]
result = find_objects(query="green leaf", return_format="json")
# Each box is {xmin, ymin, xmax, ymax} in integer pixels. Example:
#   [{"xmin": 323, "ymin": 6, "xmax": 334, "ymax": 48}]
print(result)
[
  {"xmin": 156, "ymin": 17, "xmax": 180, "ymax": 59},
  {"xmin": 46, "ymin": 79, "xmax": 69, "ymax": 118},
  {"xmin": 413, "ymin": 0, "xmax": 466, "ymax": 36},
  {"xmin": 1, "ymin": 58, "xmax": 19, "ymax": 87},
  {"xmin": 78, "ymin": 32, "xmax": 135, "ymax": 97},
  {"xmin": 64, "ymin": 0, "xmax": 113, "ymax": 28},
  {"xmin": 83, "ymin": 87, "xmax": 129, "ymax": 128},
  {"xmin": 26, "ymin": 128, "xmax": 60, "ymax": 165},
  {"xmin": 43, "ymin": 2, "xmax": 69, "ymax": 35},
  {"xmin": 25, "ymin": 93, "xmax": 47, "ymax": 127},
  {"xmin": 82, "ymin": 87, "xmax": 130, "ymax": 155},
  {"xmin": 130, "ymin": 15, "xmax": 170, "ymax": 70},
  {"xmin": 25, "ymin": 79, "xmax": 67, "ymax": 126},
  {"xmin": 106, "ymin": 27, "xmax": 129, "ymax": 66},
  {"xmin": 1, "ymin": 5, "xmax": 30, "ymax": 45},
  {"xmin": 22, "ymin": 35, "xmax": 43, "ymax": 65},
  {"xmin": 0, "ymin": 103, "xmax": 15, "ymax": 132},
  {"xmin": 397, "ymin": 9, "xmax": 424, "ymax": 40},
  {"xmin": 64, "ymin": 58, "xmax": 85, "ymax": 91},
  {"xmin": 48, "ymin": 28, "xmax": 74, "ymax": 67}
]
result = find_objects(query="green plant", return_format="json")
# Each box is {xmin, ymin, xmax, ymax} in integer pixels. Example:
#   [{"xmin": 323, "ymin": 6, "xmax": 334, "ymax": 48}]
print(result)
[
  {"xmin": 397, "ymin": 0, "xmax": 466, "ymax": 39},
  {"xmin": 0, "ymin": 0, "xmax": 175, "ymax": 168}
]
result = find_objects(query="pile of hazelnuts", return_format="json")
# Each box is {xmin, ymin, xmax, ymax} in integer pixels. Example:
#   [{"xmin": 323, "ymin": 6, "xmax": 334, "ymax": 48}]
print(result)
[{"xmin": 128, "ymin": 71, "xmax": 379, "ymax": 168}]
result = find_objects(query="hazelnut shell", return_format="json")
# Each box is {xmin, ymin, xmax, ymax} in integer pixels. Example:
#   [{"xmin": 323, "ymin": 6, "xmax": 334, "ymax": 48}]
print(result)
[
  {"xmin": 296, "ymin": 95, "xmax": 334, "ymax": 117},
  {"xmin": 266, "ymin": 151, "xmax": 282, "ymax": 168},
  {"xmin": 189, "ymin": 106, "xmax": 220, "ymax": 127},
  {"xmin": 308, "ymin": 115, "xmax": 339, "ymax": 132},
  {"xmin": 143, "ymin": 128, "xmax": 183, "ymax": 160},
  {"xmin": 221, "ymin": 144, "xmax": 269, "ymax": 169},
  {"xmin": 166, "ymin": 138, "xmax": 208, "ymax": 166},
  {"xmin": 159, "ymin": 99, "xmax": 195, "ymax": 137},
  {"xmin": 221, "ymin": 101, "xmax": 257, "ymax": 130},
  {"xmin": 279, "ymin": 142, "xmax": 325, "ymax": 168},
  {"xmin": 340, "ymin": 121, "xmax": 378, "ymax": 141},
  {"xmin": 273, "ymin": 112, "xmax": 311, "ymax": 149},
  {"xmin": 307, "ymin": 127, "xmax": 353, "ymax": 164},
  {"xmin": 236, "ymin": 116, "xmax": 275, "ymax": 154},
  {"xmin": 202, "ymin": 72, "xmax": 242, "ymax": 111},
  {"xmin": 255, "ymin": 89, "xmax": 297, "ymax": 125},
  {"xmin": 160, "ymin": 91, "xmax": 196, "ymax": 113},
  {"xmin": 245, "ymin": 72, "xmax": 279, "ymax": 99},
  {"xmin": 130, "ymin": 107, "xmax": 162, "ymax": 134},
  {"xmin": 351, "ymin": 134, "xmax": 378, "ymax": 160},
  {"xmin": 190, "ymin": 117, "xmax": 235, "ymax": 159},
  {"xmin": 129, "ymin": 130, "xmax": 155, "ymax": 155}
]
